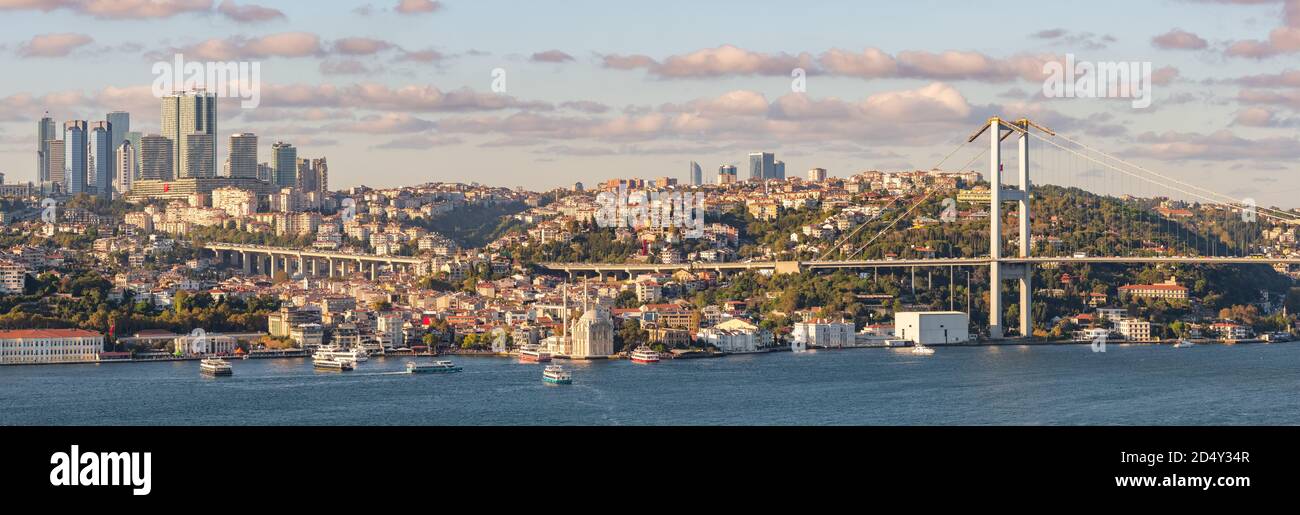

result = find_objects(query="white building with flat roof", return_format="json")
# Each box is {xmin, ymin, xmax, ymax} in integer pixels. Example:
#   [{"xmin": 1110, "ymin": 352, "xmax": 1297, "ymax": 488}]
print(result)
[{"xmin": 893, "ymin": 312, "xmax": 969, "ymax": 345}]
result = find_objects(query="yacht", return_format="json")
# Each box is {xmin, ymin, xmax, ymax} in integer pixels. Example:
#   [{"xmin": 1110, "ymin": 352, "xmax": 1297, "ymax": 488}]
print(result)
[
  {"xmin": 911, "ymin": 343, "xmax": 936, "ymax": 356},
  {"xmin": 518, "ymin": 344, "xmax": 552, "ymax": 363},
  {"xmin": 199, "ymin": 357, "xmax": 233, "ymax": 376},
  {"xmin": 1173, "ymin": 340, "xmax": 1196, "ymax": 349},
  {"xmin": 406, "ymin": 360, "xmax": 463, "ymax": 374},
  {"xmin": 629, "ymin": 345, "xmax": 660, "ymax": 364},
  {"xmin": 542, "ymin": 364, "xmax": 573, "ymax": 385}
]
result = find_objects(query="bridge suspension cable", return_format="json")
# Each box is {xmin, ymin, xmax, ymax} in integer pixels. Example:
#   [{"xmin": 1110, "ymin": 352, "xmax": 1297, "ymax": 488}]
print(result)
[
  {"xmin": 820, "ymin": 134, "xmax": 984, "ymax": 261},
  {"xmin": 1046, "ymin": 131, "xmax": 1298, "ymax": 222},
  {"xmin": 1026, "ymin": 131, "xmax": 1296, "ymax": 224}
]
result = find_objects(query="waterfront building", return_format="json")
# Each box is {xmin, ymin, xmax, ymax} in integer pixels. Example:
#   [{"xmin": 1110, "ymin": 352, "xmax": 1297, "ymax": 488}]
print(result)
[
  {"xmin": 0, "ymin": 329, "xmax": 103, "ymax": 365},
  {"xmin": 173, "ymin": 334, "xmax": 237, "ymax": 356},
  {"xmin": 894, "ymin": 312, "xmax": 970, "ymax": 345},
  {"xmin": 697, "ymin": 318, "xmax": 769, "ymax": 353},
  {"xmin": 568, "ymin": 304, "xmax": 614, "ymax": 359},
  {"xmin": 792, "ymin": 319, "xmax": 855, "ymax": 348},
  {"xmin": 1117, "ymin": 319, "xmax": 1154, "ymax": 342}
]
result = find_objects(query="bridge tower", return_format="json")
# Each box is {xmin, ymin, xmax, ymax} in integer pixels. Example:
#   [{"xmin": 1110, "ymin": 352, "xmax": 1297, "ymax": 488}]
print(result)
[{"xmin": 975, "ymin": 117, "xmax": 1037, "ymax": 339}]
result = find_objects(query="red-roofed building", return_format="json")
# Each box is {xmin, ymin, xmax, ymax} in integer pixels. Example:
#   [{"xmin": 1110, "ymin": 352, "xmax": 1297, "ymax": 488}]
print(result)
[
  {"xmin": 1118, "ymin": 277, "xmax": 1188, "ymax": 301},
  {"xmin": 0, "ymin": 328, "xmax": 103, "ymax": 365}
]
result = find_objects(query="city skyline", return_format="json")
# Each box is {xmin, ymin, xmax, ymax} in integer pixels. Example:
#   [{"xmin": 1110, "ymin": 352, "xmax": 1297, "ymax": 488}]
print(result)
[{"xmin": 1, "ymin": 1, "xmax": 1299, "ymax": 205}]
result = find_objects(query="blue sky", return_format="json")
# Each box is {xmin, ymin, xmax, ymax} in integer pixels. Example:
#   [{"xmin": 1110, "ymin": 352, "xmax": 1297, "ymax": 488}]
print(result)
[{"xmin": 2, "ymin": 0, "xmax": 1299, "ymax": 205}]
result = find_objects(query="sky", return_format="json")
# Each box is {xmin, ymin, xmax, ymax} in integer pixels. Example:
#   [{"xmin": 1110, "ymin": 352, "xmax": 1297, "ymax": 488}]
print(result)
[{"xmin": 1, "ymin": 0, "xmax": 1299, "ymax": 206}]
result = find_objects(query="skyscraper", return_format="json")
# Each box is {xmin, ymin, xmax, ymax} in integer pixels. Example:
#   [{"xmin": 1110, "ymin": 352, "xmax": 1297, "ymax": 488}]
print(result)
[
  {"xmin": 139, "ymin": 134, "xmax": 173, "ymax": 181},
  {"xmin": 115, "ymin": 140, "xmax": 135, "ymax": 198},
  {"xmin": 106, "ymin": 111, "xmax": 129, "ymax": 188},
  {"xmin": 64, "ymin": 121, "xmax": 88, "ymax": 195},
  {"xmin": 272, "ymin": 142, "xmax": 297, "ymax": 188},
  {"xmin": 88, "ymin": 121, "xmax": 113, "ymax": 198},
  {"xmin": 773, "ymin": 160, "xmax": 786, "ymax": 181},
  {"xmin": 37, "ymin": 115, "xmax": 55, "ymax": 190},
  {"xmin": 689, "ymin": 161, "xmax": 702, "ymax": 186},
  {"xmin": 124, "ymin": 131, "xmax": 142, "ymax": 181},
  {"xmin": 184, "ymin": 133, "xmax": 215, "ymax": 178},
  {"xmin": 46, "ymin": 140, "xmax": 65, "ymax": 191},
  {"xmin": 228, "ymin": 133, "xmax": 258, "ymax": 179},
  {"xmin": 748, "ymin": 152, "xmax": 774, "ymax": 181},
  {"xmin": 161, "ymin": 90, "xmax": 216, "ymax": 180},
  {"xmin": 718, "ymin": 164, "xmax": 737, "ymax": 185}
]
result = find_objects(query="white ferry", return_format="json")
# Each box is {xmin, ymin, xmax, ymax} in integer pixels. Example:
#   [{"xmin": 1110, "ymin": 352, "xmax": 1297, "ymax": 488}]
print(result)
[
  {"xmin": 629, "ymin": 345, "xmax": 660, "ymax": 364},
  {"xmin": 317, "ymin": 346, "xmax": 369, "ymax": 362},
  {"xmin": 542, "ymin": 364, "xmax": 572, "ymax": 385},
  {"xmin": 199, "ymin": 357, "xmax": 233, "ymax": 376},
  {"xmin": 406, "ymin": 360, "xmax": 463, "ymax": 374},
  {"xmin": 313, "ymin": 351, "xmax": 354, "ymax": 371},
  {"xmin": 518, "ymin": 344, "xmax": 552, "ymax": 363}
]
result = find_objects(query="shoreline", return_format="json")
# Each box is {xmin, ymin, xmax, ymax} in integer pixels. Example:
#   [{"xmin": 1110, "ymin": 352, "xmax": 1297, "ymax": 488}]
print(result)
[{"xmin": 2, "ymin": 337, "xmax": 1288, "ymax": 368}]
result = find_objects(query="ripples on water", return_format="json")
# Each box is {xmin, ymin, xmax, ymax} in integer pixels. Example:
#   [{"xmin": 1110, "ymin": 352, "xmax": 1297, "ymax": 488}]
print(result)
[{"xmin": 2, "ymin": 344, "xmax": 1298, "ymax": 425}]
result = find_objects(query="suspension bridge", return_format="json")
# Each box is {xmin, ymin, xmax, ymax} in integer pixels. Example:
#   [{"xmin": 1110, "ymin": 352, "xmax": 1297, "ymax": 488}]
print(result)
[{"xmin": 542, "ymin": 117, "xmax": 1300, "ymax": 339}]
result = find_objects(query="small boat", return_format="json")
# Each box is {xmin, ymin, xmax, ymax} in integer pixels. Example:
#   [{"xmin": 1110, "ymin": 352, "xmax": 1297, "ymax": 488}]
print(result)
[
  {"xmin": 199, "ymin": 357, "xmax": 233, "ymax": 376},
  {"xmin": 1173, "ymin": 340, "xmax": 1196, "ymax": 349},
  {"xmin": 629, "ymin": 345, "xmax": 660, "ymax": 364},
  {"xmin": 406, "ymin": 360, "xmax": 463, "ymax": 374},
  {"xmin": 518, "ymin": 344, "xmax": 552, "ymax": 363},
  {"xmin": 911, "ymin": 344, "xmax": 936, "ymax": 356},
  {"xmin": 542, "ymin": 364, "xmax": 572, "ymax": 385}
]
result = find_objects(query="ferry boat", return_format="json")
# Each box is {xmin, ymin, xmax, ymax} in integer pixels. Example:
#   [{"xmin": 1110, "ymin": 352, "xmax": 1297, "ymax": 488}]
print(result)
[
  {"xmin": 199, "ymin": 357, "xmax": 233, "ymax": 376},
  {"xmin": 518, "ymin": 344, "xmax": 552, "ymax": 363},
  {"xmin": 1173, "ymin": 340, "xmax": 1196, "ymax": 349},
  {"xmin": 911, "ymin": 343, "xmax": 936, "ymax": 356},
  {"xmin": 313, "ymin": 351, "xmax": 354, "ymax": 371},
  {"xmin": 317, "ymin": 346, "xmax": 369, "ymax": 362},
  {"xmin": 542, "ymin": 364, "xmax": 572, "ymax": 385},
  {"xmin": 406, "ymin": 360, "xmax": 463, "ymax": 374},
  {"xmin": 629, "ymin": 345, "xmax": 660, "ymax": 364}
]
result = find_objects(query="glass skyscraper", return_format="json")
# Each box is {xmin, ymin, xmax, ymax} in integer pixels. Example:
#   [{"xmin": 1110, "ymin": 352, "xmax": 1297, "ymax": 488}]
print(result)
[
  {"xmin": 37, "ymin": 116, "xmax": 55, "ymax": 189},
  {"xmin": 272, "ymin": 142, "xmax": 297, "ymax": 188},
  {"xmin": 748, "ymin": 152, "xmax": 775, "ymax": 181},
  {"xmin": 64, "ymin": 121, "xmax": 88, "ymax": 195},
  {"xmin": 161, "ymin": 90, "xmax": 216, "ymax": 179},
  {"xmin": 88, "ymin": 121, "xmax": 113, "ymax": 198},
  {"xmin": 106, "ymin": 111, "xmax": 129, "ymax": 188}
]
